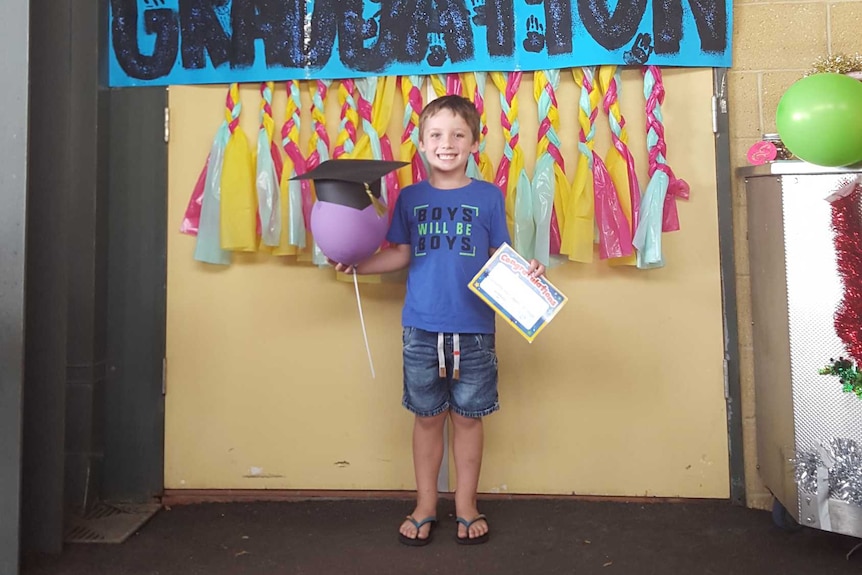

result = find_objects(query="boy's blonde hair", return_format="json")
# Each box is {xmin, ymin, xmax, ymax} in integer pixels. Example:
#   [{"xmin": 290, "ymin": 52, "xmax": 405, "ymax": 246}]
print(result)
[{"xmin": 418, "ymin": 95, "xmax": 481, "ymax": 143}]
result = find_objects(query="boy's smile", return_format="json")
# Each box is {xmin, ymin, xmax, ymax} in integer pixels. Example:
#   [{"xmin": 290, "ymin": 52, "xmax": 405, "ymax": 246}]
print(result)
[{"xmin": 419, "ymin": 109, "xmax": 479, "ymax": 187}]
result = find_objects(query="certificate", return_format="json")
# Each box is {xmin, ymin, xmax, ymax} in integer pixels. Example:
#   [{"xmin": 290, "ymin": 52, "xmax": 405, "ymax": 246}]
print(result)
[{"xmin": 468, "ymin": 243, "xmax": 568, "ymax": 342}]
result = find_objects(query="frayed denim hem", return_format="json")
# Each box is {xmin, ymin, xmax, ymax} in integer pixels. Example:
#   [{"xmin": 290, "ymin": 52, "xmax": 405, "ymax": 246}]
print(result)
[
  {"xmin": 402, "ymin": 399, "xmax": 450, "ymax": 418},
  {"xmin": 449, "ymin": 401, "xmax": 500, "ymax": 419}
]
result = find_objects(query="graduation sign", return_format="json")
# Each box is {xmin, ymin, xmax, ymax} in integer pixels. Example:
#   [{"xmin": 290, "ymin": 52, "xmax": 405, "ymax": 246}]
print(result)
[{"xmin": 108, "ymin": 0, "xmax": 731, "ymax": 86}]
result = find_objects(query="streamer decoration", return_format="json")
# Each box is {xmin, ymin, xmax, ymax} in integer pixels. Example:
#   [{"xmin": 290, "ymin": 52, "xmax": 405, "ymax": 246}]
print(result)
[
  {"xmin": 634, "ymin": 66, "xmax": 691, "ymax": 268},
  {"xmin": 351, "ymin": 76, "xmax": 402, "ymax": 244},
  {"xmin": 649, "ymin": 67, "xmax": 689, "ymax": 233},
  {"xmin": 399, "ymin": 75, "xmax": 428, "ymax": 187},
  {"xmin": 256, "ymin": 81, "xmax": 282, "ymax": 247},
  {"xmin": 532, "ymin": 69, "xmax": 567, "ymax": 266},
  {"xmin": 333, "ymin": 79, "xmax": 359, "ymax": 159},
  {"xmin": 597, "ymin": 66, "xmax": 640, "ymax": 266},
  {"xmin": 562, "ymin": 68, "xmax": 597, "ymax": 263},
  {"xmin": 462, "ymin": 72, "xmax": 494, "ymax": 182},
  {"xmin": 192, "ymin": 86, "xmax": 232, "ymax": 266},
  {"xmin": 431, "ymin": 73, "xmax": 463, "ymax": 98},
  {"xmin": 297, "ymin": 79, "xmax": 334, "ymax": 263},
  {"xmin": 180, "ymin": 160, "xmax": 207, "ymax": 236},
  {"xmin": 184, "ymin": 71, "xmax": 692, "ymax": 272},
  {"xmin": 353, "ymin": 77, "xmax": 401, "ymax": 205},
  {"xmin": 220, "ymin": 82, "xmax": 257, "ymax": 252},
  {"xmin": 275, "ymin": 79, "xmax": 307, "ymax": 255},
  {"xmin": 581, "ymin": 67, "xmax": 632, "ymax": 260},
  {"xmin": 491, "ymin": 72, "xmax": 530, "ymax": 253}
]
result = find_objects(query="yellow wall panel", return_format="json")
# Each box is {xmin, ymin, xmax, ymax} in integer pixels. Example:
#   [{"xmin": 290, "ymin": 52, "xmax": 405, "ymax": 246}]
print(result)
[{"xmin": 166, "ymin": 68, "xmax": 729, "ymax": 498}]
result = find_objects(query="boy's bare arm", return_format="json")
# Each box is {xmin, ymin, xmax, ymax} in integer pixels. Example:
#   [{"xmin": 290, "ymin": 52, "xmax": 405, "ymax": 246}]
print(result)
[{"xmin": 331, "ymin": 243, "xmax": 411, "ymax": 275}]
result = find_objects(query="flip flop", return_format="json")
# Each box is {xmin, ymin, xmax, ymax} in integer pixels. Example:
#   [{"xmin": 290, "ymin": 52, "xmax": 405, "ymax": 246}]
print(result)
[
  {"xmin": 455, "ymin": 514, "xmax": 490, "ymax": 545},
  {"xmin": 398, "ymin": 515, "xmax": 437, "ymax": 547}
]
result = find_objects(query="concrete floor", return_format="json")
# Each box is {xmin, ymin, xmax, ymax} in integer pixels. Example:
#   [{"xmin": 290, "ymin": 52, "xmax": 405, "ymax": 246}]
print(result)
[{"xmin": 21, "ymin": 498, "xmax": 862, "ymax": 575}]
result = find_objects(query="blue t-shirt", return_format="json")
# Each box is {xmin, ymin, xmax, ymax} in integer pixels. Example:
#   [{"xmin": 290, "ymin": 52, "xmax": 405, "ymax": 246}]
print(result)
[{"xmin": 387, "ymin": 179, "xmax": 511, "ymax": 334}]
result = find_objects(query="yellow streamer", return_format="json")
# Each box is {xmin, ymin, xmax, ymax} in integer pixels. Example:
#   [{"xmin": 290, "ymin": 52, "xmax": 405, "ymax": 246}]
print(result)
[
  {"xmin": 220, "ymin": 83, "xmax": 257, "ymax": 252},
  {"xmin": 561, "ymin": 69, "xmax": 596, "ymax": 263},
  {"xmin": 399, "ymin": 75, "xmax": 424, "ymax": 189},
  {"xmin": 430, "ymin": 74, "xmax": 447, "ymax": 98},
  {"xmin": 333, "ymin": 79, "xmax": 360, "ymax": 158},
  {"xmin": 348, "ymin": 76, "xmax": 398, "ymax": 160}
]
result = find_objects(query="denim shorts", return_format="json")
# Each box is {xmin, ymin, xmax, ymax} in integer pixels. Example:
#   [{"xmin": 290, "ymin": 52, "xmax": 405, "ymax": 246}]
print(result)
[{"xmin": 401, "ymin": 326, "xmax": 499, "ymax": 419}]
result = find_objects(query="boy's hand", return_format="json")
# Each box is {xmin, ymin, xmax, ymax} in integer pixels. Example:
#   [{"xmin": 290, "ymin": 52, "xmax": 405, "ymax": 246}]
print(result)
[
  {"xmin": 327, "ymin": 258, "xmax": 356, "ymax": 274},
  {"xmin": 528, "ymin": 259, "xmax": 546, "ymax": 278}
]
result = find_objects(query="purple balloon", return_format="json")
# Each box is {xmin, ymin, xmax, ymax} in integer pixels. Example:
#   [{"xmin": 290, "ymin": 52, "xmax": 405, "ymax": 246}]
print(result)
[{"xmin": 310, "ymin": 202, "xmax": 389, "ymax": 265}]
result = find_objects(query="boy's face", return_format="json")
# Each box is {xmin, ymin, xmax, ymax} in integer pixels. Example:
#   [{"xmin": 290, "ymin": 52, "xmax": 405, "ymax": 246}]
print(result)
[{"xmin": 419, "ymin": 109, "xmax": 479, "ymax": 176}]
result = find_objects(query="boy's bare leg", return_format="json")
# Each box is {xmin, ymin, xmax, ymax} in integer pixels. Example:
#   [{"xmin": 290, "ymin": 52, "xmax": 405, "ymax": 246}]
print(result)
[
  {"xmin": 400, "ymin": 411, "xmax": 448, "ymax": 540},
  {"xmin": 451, "ymin": 412, "xmax": 489, "ymax": 540}
]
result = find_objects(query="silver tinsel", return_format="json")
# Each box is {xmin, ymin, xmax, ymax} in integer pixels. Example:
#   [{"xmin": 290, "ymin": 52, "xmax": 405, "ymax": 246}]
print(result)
[
  {"xmin": 794, "ymin": 450, "xmax": 818, "ymax": 494},
  {"xmin": 794, "ymin": 438, "xmax": 862, "ymax": 506}
]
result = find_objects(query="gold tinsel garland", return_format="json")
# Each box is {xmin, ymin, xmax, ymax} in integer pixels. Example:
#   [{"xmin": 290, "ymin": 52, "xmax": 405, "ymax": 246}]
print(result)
[{"xmin": 806, "ymin": 53, "xmax": 862, "ymax": 76}]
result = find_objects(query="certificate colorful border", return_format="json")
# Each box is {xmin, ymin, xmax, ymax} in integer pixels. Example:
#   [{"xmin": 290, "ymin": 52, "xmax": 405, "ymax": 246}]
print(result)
[{"xmin": 468, "ymin": 243, "xmax": 568, "ymax": 343}]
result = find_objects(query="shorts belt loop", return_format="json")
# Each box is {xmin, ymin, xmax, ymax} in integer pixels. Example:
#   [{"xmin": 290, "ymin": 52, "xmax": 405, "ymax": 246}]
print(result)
[
  {"xmin": 452, "ymin": 333, "xmax": 461, "ymax": 380},
  {"xmin": 437, "ymin": 332, "xmax": 446, "ymax": 378}
]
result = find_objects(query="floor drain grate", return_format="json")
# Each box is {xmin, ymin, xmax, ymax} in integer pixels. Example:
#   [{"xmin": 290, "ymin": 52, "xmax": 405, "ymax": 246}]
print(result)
[{"xmin": 64, "ymin": 502, "xmax": 161, "ymax": 544}]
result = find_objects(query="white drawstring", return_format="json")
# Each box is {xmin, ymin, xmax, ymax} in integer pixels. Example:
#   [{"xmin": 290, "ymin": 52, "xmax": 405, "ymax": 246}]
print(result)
[
  {"xmin": 437, "ymin": 332, "xmax": 446, "ymax": 378},
  {"xmin": 436, "ymin": 332, "xmax": 461, "ymax": 380},
  {"xmin": 453, "ymin": 333, "xmax": 461, "ymax": 380}
]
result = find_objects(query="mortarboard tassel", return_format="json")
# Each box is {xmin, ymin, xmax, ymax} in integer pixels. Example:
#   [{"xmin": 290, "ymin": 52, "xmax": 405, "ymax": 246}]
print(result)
[{"xmin": 364, "ymin": 182, "xmax": 388, "ymax": 217}]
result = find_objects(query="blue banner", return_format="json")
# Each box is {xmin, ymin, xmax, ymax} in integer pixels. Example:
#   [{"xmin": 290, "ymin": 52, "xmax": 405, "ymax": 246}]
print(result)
[{"xmin": 108, "ymin": 0, "xmax": 731, "ymax": 87}]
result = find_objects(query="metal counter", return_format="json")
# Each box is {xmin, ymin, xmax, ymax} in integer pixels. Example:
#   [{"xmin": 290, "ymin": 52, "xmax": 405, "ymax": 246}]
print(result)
[{"xmin": 741, "ymin": 161, "xmax": 862, "ymax": 537}]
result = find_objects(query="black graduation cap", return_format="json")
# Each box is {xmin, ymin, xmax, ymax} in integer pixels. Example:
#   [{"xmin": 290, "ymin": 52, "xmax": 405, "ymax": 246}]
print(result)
[{"xmin": 292, "ymin": 159, "xmax": 408, "ymax": 215}]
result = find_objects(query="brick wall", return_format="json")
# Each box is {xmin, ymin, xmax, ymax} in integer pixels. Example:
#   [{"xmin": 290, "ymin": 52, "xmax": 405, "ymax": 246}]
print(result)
[{"xmin": 729, "ymin": 0, "xmax": 862, "ymax": 509}]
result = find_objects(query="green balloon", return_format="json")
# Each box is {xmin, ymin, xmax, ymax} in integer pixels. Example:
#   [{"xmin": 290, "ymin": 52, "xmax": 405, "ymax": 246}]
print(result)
[{"xmin": 776, "ymin": 73, "xmax": 862, "ymax": 167}]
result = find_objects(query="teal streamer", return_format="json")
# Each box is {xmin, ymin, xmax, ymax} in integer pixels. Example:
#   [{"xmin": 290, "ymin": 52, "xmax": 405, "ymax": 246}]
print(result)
[
  {"xmin": 310, "ymin": 80, "xmax": 331, "ymax": 265},
  {"xmin": 256, "ymin": 85, "xmax": 280, "ymax": 247},
  {"xmin": 531, "ymin": 70, "xmax": 560, "ymax": 267},
  {"xmin": 514, "ymin": 170, "xmax": 535, "ymax": 261},
  {"xmin": 576, "ymin": 69, "xmax": 595, "ymax": 171},
  {"xmin": 286, "ymin": 83, "xmax": 307, "ymax": 249},
  {"xmin": 288, "ymin": 177, "xmax": 306, "ymax": 249},
  {"xmin": 194, "ymin": 123, "xmax": 231, "ymax": 265},
  {"xmin": 633, "ymin": 68, "xmax": 667, "ymax": 268},
  {"xmin": 632, "ymin": 167, "xmax": 668, "ymax": 268}
]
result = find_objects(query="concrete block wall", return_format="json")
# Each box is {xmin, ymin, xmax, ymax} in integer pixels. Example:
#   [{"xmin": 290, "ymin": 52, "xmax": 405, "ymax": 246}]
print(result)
[{"xmin": 729, "ymin": 0, "xmax": 862, "ymax": 509}]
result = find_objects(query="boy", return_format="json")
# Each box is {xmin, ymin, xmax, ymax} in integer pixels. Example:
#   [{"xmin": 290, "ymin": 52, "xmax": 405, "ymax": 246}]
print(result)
[{"xmin": 332, "ymin": 95, "xmax": 545, "ymax": 545}]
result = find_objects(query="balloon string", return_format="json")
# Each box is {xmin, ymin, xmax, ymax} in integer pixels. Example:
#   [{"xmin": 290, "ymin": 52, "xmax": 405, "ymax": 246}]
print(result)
[{"xmin": 353, "ymin": 269, "xmax": 376, "ymax": 379}]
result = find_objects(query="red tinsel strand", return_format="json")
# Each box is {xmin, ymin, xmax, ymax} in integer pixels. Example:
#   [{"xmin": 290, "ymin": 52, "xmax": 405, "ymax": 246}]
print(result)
[{"xmin": 831, "ymin": 185, "xmax": 862, "ymax": 366}]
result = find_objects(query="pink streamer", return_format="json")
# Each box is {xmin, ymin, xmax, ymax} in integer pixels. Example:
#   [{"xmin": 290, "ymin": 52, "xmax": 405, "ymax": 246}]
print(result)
[
  {"xmin": 400, "ymin": 81, "xmax": 427, "ymax": 183},
  {"xmin": 180, "ymin": 157, "xmax": 208, "ymax": 235},
  {"xmin": 270, "ymin": 141, "xmax": 284, "ymax": 184},
  {"xmin": 493, "ymin": 72, "xmax": 522, "ymax": 198},
  {"xmin": 601, "ymin": 76, "xmax": 641, "ymax": 234},
  {"xmin": 446, "ymin": 73, "xmax": 462, "ymax": 96},
  {"xmin": 282, "ymin": 81, "xmax": 313, "ymax": 229},
  {"xmin": 582, "ymin": 71, "xmax": 632, "ymax": 260},
  {"xmin": 593, "ymin": 156, "xmax": 633, "ymax": 260},
  {"xmin": 644, "ymin": 66, "xmax": 690, "ymax": 233}
]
